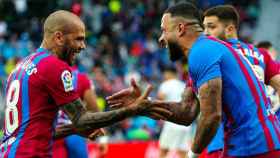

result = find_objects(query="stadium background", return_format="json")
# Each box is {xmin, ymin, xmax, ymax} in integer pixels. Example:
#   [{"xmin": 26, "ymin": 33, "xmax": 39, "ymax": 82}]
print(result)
[{"xmin": 0, "ymin": 0, "xmax": 279, "ymax": 157}]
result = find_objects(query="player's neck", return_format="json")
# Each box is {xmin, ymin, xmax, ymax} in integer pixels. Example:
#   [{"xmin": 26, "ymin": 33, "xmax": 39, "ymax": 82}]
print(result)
[
  {"xmin": 181, "ymin": 32, "xmax": 202, "ymax": 57},
  {"xmin": 40, "ymin": 39, "xmax": 62, "ymax": 58}
]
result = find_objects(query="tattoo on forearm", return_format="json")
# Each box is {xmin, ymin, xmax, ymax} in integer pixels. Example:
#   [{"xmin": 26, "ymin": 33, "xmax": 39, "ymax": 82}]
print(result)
[
  {"xmin": 62, "ymin": 99, "xmax": 137, "ymax": 133},
  {"xmin": 54, "ymin": 124, "xmax": 75, "ymax": 139},
  {"xmin": 192, "ymin": 78, "xmax": 222, "ymax": 153},
  {"xmin": 149, "ymin": 87, "xmax": 200, "ymax": 126},
  {"xmin": 62, "ymin": 99, "xmax": 86, "ymax": 124}
]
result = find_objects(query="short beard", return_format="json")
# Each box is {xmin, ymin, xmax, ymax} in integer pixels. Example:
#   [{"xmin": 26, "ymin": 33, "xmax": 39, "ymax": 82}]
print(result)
[
  {"xmin": 167, "ymin": 40, "xmax": 185, "ymax": 62},
  {"xmin": 61, "ymin": 44, "xmax": 73, "ymax": 65}
]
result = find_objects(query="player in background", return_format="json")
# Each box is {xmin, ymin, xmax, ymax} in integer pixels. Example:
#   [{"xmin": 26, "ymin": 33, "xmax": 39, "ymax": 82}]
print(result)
[
  {"xmin": 0, "ymin": 10, "xmax": 171, "ymax": 158},
  {"xmin": 257, "ymin": 41, "xmax": 278, "ymax": 60},
  {"xmin": 201, "ymin": 5, "xmax": 280, "ymax": 158},
  {"xmin": 158, "ymin": 66, "xmax": 194, "ymax": 158},
  {"xmin": 257, "ymin": 41, "xmax": 280, "ymax": 119},
  {"xmin": 107, "ymin": 2, "xmax": 280, "ymax": 158}
]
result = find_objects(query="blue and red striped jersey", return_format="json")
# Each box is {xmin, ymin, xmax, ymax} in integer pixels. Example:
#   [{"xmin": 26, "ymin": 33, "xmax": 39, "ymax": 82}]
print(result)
[
  {"xmin": 189, "ymin": 35, "xmax": 280, "ymax": 157},
  {"xmin": 0, "ymin": 48, "xmax": 79, "ymax": 158}
]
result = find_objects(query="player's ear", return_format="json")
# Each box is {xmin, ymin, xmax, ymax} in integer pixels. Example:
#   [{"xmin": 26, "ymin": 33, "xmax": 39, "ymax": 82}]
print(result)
[
  {"xmin": 53, "ymin": 31, "xmax": 65, "ymax": 46},
  {"xmin": 225, "ymin": 24, "xmax": 235, "ymax": 35},
  {"xmin": 177, "ymin": 23, "xmax": 186, "ymax": 37}
]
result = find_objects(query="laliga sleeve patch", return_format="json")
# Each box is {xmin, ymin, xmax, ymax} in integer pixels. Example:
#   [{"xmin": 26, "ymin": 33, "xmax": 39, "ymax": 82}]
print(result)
[{"xmin": 61, "ymin": 70, "xmax": 74, "ymax": 92}]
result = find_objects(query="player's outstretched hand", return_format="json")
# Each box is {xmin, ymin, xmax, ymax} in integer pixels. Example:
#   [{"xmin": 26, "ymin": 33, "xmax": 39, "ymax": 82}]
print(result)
[
  {"xmin": 106, "ymin": 78, "xmax": 142, "ymax": 108},
  {"xmin": 78, "ymin": 128, "xmax": 105, "ymax": 141},
  {"xmin": 87, "ymin": 128, "xmax": 106, "ymax": 140},
  {"xmin": 107, "ymin": 78, "xmax": 173, "ymax": 120}
]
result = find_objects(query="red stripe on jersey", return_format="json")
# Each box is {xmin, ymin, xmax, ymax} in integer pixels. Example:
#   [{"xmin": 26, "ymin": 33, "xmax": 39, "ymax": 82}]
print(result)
[{"xmin": 207, "ymin": 36, "xmax": 275, "ymax": 151}]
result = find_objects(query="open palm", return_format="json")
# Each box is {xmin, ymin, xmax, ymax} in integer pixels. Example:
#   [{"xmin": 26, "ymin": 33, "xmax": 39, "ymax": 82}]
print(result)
[{"xmin": 106, "ymin": 78, "xmax": 143, "ymax": 108}]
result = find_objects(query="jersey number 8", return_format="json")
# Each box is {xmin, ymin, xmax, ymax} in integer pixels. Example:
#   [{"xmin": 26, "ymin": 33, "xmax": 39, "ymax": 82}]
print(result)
[{"xmin": 5, "ymin": 80, "xmax": 20, "ymax": 134}]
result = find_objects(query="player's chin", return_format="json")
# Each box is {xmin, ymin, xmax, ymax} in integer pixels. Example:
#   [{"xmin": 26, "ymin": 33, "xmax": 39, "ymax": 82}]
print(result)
[
  {"xmin": 68, "ymin": 54, "xmax": 76, "ymax": 65},
  {"xmin": 66, "ymin": 58, "xmax": 75, "ymax": 66}
]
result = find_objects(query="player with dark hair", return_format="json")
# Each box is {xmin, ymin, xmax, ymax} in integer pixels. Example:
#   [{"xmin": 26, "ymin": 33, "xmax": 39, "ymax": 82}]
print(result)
[
  {"xmin": 107, "ymin": 2, "xmax": 280, "ymax": 158},
  {"xmin": 203, "ymin": 5, "xmax": 280, "ymax": 157},
  {"xmin": 0, "ymin": 10, "xmax": 171, "ymax": 158},
  {"xmin": 257, "ymin": 41, "xmax": 278, "ymax": 60}
]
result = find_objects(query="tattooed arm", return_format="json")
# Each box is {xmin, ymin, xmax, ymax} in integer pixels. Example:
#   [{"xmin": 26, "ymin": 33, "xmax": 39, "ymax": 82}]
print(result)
[
  {"xmin": 147, "ymin": 86, "xmax": 200, "ymax": 126},
  {"xmin": 191, "ymin": 78, "xmax": 222, "ymax": 153},
  {"xmin": 107, "ymin": 79, "xmax": 200, "ymax": 126},
  {"xmin": 107, "ymin": 83, "xmax": 199, "ymax": 126},
  {"xmin": 62, "ymin": 99, "xmax": 138, "ymax": 132},
  {"xmin": 54, "ymin": 122, "xmax": 105, "ymax": 140},
  {"xmin": 54, "ymin": 86, "xmax": 171, "ymax": 138}
]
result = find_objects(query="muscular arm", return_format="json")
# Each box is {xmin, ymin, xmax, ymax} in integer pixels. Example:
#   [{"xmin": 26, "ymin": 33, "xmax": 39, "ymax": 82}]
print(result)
[
  {"xmin": 149, "ymin": 86, "xmax": 200, "ymax": 126},
  {"xmin": 61, "ymin": 99, "xmax": 137, "ymax": 133},
  {"xmin": 54, "ymin": 124, "xmax": 76, "ymax": 139},
  {"xmin": 191, "ymin": 78, "xmax": 222, "ymax": 153}
]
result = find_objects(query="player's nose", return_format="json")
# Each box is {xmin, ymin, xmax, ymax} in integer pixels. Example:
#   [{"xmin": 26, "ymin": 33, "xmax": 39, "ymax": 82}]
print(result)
[
  {"xmin": 204, "ymin": 29, "xmax": 210, "ymax": 36},
  {"xmin": 80, "ymin": 41, "xmax": 86, "ymax": 51}
]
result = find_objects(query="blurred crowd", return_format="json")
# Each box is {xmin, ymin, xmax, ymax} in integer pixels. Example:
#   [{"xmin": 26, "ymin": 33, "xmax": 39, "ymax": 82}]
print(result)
[{"xmin": 0, "ymin": 0, "xmax": 262, "ymax": 141}]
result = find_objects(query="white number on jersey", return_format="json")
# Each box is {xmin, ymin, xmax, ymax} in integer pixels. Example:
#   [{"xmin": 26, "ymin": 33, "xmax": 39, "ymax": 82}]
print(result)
[{"xmin": 5, "ymin": 80, "xmax": 20, "ymax": 134}]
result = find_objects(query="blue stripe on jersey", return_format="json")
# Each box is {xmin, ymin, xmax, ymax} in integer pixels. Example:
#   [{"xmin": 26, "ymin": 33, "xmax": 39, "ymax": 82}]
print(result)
[
  {"xmin": 243, "ymin": 57, "xmax": 280, "ymax": 148},
  {"xmin": 266, "ymin": 119, "xmax": 280, "ymax": 147},
  {"xmin": 8, "ymin": 52, "xmax": 49, "ymax": 158},
  {"xmin": 277, "ymin": 111, "xmax": 280, "ymax": 120},
  {"xmin": 233, "ymin": 45, "xmax": 277, "ymax": 149},
  {"xmin": 72, "ymin": 70, "xmax": 78, "ymax": 90},
  {"xmin": 3, "ymin": 55, "xmax": 32, "ymax": 97}
]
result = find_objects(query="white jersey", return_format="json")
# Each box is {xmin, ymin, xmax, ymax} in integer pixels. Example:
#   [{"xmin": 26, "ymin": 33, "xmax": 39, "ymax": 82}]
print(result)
[{"xmin": 158, "ymin": 79, "xmax": 194, "ymax": 150}]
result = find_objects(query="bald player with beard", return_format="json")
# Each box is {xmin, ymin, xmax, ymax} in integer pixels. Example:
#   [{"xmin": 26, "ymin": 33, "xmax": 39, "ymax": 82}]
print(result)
[{"xmin": 0, "ymin": 10, "xmax": 171, "ymax": 158}]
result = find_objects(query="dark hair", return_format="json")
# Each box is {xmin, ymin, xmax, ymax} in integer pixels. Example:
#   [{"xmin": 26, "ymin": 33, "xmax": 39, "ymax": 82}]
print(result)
[
  {"xmin": 164, "ymin": 2, "xmax": 203, "ymax": 28},
  {"xmin": 256, "ymin": 41, "xmax": 272, "ymax": 49},
  {"xmin": 204, "ymin": 5, "xmax": 240, "ymax": 28}
]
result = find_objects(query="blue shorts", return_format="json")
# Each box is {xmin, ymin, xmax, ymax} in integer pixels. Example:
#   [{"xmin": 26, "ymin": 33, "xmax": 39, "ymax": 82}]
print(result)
[{"xmin": 65, "ymin": 135, "xmax": 88, "ymax": 158}]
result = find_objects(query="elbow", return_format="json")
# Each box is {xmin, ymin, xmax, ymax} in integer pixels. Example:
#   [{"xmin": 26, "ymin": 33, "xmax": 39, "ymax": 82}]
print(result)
[
  {"xmin": 213, "ymin": 113, "xmax": 222, "ymax": 124},
  {"xmin": 205, "ymin": 112, "xmax": 222, "ymax": 127}
]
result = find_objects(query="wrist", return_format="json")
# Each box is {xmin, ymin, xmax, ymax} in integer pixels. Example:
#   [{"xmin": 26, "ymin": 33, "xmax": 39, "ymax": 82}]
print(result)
[
  {"xmin": 187, "ymin": 150, "xmax": 199, "ymax": 158},
  {"xmin": 127, "ymin": 105, "xmax": 139, "ymax": 115}
]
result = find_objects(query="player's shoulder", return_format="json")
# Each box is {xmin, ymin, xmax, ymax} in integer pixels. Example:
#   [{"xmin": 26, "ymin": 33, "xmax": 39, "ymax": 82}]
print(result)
[
  {"xmin": 190, "ymin": 35, "xmax": 227, "ymax": 57},
  {"xmin": 258, "ymin": 48, "xmax": 270, "ymax": 57},
  {"xmin": 189, "ymin": 35, "xmax": 226, "ymax": 66},
  {"xmin": 38, "ymin": 55, "xmax": 71, "ymax": 72}
]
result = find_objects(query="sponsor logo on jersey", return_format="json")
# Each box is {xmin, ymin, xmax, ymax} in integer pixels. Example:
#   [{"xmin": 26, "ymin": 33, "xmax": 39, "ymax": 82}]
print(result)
[{"xmin": 61, "ymin": 70, "xmax": 74, "ymax": 92}]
